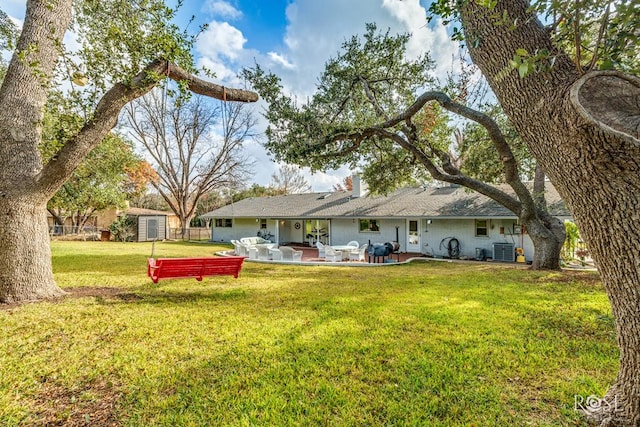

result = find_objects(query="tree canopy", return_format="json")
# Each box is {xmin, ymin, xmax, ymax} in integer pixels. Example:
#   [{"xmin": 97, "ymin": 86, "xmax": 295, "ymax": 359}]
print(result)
[
  {"xmin": 270, "ymin": 164, "xmax": 312, "ymax": 194},
  {"xmin": 242, "ymin": 22, "xmax": 565, "ymax": 269},
  {"xmin": 125, "ymin": 87, "xmax": 256, "ymax": 234},
  {"xmin": 429, "ymin": 0, "xmax": 640, "ymax": 76}
]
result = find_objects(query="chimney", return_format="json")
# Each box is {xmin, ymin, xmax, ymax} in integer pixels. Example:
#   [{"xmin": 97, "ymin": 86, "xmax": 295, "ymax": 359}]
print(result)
[{"xmin": 351, "ymin": 174, "xmax": 368, "ymax": 198}]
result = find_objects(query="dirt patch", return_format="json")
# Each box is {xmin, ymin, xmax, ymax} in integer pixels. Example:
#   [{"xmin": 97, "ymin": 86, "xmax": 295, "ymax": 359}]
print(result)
[{"xmin": 31, "ymin": 378, "xmax": 123, "ymax": 426}]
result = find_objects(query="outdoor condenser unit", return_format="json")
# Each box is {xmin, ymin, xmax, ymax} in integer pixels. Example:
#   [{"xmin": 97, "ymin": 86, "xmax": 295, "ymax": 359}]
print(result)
[{"xmin": 493, "ymin": 243, "xmax": 515, "ymax": 262}]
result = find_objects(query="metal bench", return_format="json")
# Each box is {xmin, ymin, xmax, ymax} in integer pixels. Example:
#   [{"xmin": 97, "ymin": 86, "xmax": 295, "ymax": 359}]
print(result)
[{"xmin": 147, "ymin": 256, "xmax": 246, "ymax": 283}]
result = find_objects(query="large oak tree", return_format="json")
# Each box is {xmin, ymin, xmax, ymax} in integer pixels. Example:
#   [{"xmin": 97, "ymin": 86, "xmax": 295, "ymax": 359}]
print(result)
[
  {"xmin": 243, "ymin": 24, "xmax": 566, "ymax": 270},
  {"xmin": 0, "ymin": 0, "xmax": 257, "ymax": 303},
  {"xmin": 448, "ymin": 1, "xmax": 639, "ymax": 425}
]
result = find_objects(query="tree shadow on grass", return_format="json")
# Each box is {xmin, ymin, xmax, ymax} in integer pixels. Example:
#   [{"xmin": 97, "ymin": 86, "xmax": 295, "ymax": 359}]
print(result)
[{"xmin": 62, "ymin": 285, "xmax": 249, "ymax": 307}]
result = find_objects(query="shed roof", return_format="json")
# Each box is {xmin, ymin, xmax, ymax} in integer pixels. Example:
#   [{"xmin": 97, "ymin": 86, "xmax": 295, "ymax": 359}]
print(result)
[{"xmin": 125, "ymin": 207, "xmax": 171, "ymax": 217}]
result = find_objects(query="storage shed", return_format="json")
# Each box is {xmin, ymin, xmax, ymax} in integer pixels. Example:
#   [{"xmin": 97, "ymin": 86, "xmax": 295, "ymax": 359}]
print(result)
[{"xmin": 125, "ymin": 208, "xmax": 169, "ymax": 242}]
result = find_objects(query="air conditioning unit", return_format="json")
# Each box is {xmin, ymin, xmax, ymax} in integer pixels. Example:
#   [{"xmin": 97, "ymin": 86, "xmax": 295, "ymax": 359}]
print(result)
[{"xmin": 493, "ymin": 243, "xmax": 515, "ymax": 262}]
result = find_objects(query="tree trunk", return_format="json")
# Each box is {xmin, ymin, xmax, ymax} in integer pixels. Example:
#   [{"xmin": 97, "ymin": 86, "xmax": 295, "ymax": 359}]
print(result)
[
  {"xmin": 522, "ymin": 214, "xmax": 565, "ymax": 270},
  {"xmin": 460, "ymin": 1, "xmax": 640, "ymax": 423},
  {"xmin": 0, "ymin": 197, "xmax": 65, "ymax": 303}
]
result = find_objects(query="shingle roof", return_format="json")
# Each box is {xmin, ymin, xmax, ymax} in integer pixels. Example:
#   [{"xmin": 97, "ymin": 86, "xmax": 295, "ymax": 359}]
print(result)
[{"xmin": 201, "ymin": 183, "xmax": 570, "ymax": 219}]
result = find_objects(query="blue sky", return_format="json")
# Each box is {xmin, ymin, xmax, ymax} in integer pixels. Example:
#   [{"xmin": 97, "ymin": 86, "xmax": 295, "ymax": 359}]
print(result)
[{"xmin": 3, "ymin": 0, "xmax": 458, "ymax": 191}]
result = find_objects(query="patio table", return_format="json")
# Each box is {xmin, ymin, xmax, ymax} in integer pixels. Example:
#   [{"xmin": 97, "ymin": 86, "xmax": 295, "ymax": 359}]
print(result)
[{"xmin": 332, "ymin": 245, "xmax": 354, "ymax": 260}]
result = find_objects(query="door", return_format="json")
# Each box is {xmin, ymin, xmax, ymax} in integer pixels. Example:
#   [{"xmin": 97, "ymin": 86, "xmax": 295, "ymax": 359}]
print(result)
[
  {"xmin": 147, "ymin": 218, "xmax": 158, "ymax": 240},
  {"xmin": 407, "ymin": 219, "xmax": 420, "ymax": 252}
]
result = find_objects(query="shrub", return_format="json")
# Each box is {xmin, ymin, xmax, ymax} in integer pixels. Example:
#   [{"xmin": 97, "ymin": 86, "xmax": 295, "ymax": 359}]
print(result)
[{"xmin": 109, "ymin": 215, "xmax": 136, "ymax": 242}]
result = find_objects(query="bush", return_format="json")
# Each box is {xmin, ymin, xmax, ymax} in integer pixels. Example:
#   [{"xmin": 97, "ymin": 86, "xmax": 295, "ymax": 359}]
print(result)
[
  {"xmin": 109, "ymin": 215, "xmax": 136, "ymax": 242},
  {"xmin": 562, "ymin": 220, "xmax": 580, "ymax": 260}
]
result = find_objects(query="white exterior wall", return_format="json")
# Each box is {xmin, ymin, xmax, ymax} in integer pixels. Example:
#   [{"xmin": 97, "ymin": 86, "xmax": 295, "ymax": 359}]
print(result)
[
  {"xmin": 277, "ymin": 219, "xmax": 307, "ymax": 244},
  {"xmin": 327, "ymin": 218, "xmax": 407, "ymax": 248},
  {"xmin": 211, "ymin": 215, "xmax": 539, "ymax": 262},
  {"xmin": 422, "ymin": 218, "xmax": 535, "ymax": 261},
  {"xmin": 211, "ymin": 218, "xmax": 282, "ymax": 243}
]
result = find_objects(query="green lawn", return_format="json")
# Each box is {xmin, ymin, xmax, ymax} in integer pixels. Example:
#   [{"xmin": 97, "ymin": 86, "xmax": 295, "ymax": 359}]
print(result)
[{"xmin": 0, "ymin": 241, "xmax": 617, "ymax": 426}]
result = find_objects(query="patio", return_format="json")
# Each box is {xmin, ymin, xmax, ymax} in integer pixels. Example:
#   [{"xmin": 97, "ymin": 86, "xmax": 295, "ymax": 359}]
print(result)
[{"xmin": 225, "ymin": 244, "xmax": 426, "ymax": 265}]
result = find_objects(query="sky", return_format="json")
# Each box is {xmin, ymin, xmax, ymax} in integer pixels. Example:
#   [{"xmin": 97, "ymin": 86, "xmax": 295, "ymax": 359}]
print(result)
[{"xmin": 2, "ymin": 0, "xmax": 459, "ymax": 192}]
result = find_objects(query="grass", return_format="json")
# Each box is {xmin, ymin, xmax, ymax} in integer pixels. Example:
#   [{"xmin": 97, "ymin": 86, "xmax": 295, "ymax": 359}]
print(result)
[{"xmin": 0, "ymin": 241, "xmax": 617, "ymax": 426}]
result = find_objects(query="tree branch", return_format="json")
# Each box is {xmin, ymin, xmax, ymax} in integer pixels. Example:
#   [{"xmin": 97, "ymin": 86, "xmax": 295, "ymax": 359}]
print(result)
[
  {"xmin": 36, "ymin": 58, "xmax": 258, "ymax": 196},
  {"xmin": 378, "ymin": 128, "xmax": 524, "ymax": 214},
  {"xmin": 359, "ymin": 76, "xmax": 389, "ymax": 119}
]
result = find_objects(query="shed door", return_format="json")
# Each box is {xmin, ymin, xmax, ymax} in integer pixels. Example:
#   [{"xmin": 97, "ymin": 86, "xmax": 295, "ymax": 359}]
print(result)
[{"xmin": 147, "ymin": 218, "xmax": 158, "ymax": 240}]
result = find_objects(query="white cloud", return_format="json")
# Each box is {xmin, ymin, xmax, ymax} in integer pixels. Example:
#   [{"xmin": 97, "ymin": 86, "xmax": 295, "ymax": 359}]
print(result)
[
  {"xmin": 203, "ymin": 1, "xmax": 243, "ymax": 20},
  {"xmin": 267, "ymin": 52, "xmax": 295, "ymax": 70},
  {"xmin": 196, "ymin": 21, "xmax": 247, "ymax": 61}
]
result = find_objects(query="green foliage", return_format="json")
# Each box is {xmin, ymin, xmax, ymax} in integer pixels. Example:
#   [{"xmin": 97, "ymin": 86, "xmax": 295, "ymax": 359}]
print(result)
[
  {"xmin": 458, "ymin": 104, "xmax": 535, "ymax": 183},
  {"xmin": 0, "ymin": 9, "xmax": 18, "ymax": 52},
  {"xmin": 429, "ymin": 0, "xmax": 640, "ymax": 75},
  {"xmin": 42, "ymin": 97, "xmax": 144, "ymax": 223},
  {"xmin": 231, "ymin": 184, "xmax": 283, "ymax": 202},
  {"xmin": 0, "ymin": 241, "xmax": 616, "ymax": 425},
  {"xmin": 40, "ymin": 0, "xmax": 201, "ymax": 121},
  {"xmin": 109, "ymin": 215, "xmax": 136, "ymax": 242},
  {"xmin": 243, "ymin": 23, "xmax": 436, "ymax": 194},
  {"xmin": 562, "ymin": 220, "xmax": 581, "ymax": 260}
]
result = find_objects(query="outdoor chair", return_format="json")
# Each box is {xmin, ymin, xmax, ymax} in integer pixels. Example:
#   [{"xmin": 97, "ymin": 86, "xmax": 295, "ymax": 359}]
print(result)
[
  {"xmin": 349, "ymin": 243, "xmax": 368, "ymax": 262},
  {"xmin": 233, "ymin": 240, "xmax": 248, "ymax": 257},
  {"xmin": 316, "ymin": 241, "xmax": 326, "ymax": 258},
  {"xmin": 346, "ymin": 240, "xmax": 359, "ymax": 249},
  {"xmin": 279, "ymin": 246, "xmax": 303, "ymax": 261},
  {"xmin": 257, "ymin": 245, "xmax": 271, "ymax": 260},
  {"xmin": 324, "ymin": 245, "xmax": 342, "ymax": 262},
  {"xmin": 270, "ymin": 248, "xmax": 282, "ymax": 260},
  {"xmin": 231, "ymin": 240, "xmax": 241, "ymax": 255}
]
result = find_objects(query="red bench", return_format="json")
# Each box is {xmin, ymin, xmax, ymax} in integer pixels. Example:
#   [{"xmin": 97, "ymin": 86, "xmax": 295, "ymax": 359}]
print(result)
[{"xmin": 147, "ymin": 256, "xmax": 246, "ymax": 283}]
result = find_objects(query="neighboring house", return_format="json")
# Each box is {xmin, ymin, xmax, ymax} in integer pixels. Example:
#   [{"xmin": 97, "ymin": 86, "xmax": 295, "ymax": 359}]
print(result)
[{"xmin": 200, "ymin": 178, "xmax": 571, "ymax": 262}]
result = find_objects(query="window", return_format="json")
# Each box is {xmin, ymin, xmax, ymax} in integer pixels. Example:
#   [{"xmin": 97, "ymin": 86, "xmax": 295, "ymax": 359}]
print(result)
[
  {"xmin": 359, "ymin": 219, "xmax": 380, "ymax": 232},
  {"xmin": 475, "ymin": 219, "xmax": 488, "ymax": 237},
  {"xmin": 215, "ymin": 218, "xmax": 233, "ymax": 228},
  {"xmin": 260, "ymin": 219, "xmax": 267, "ymax": 229}
]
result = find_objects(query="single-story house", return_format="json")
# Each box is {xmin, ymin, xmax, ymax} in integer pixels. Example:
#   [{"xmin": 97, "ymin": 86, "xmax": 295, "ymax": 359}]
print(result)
[{"xmin": 201, "ymin": 178, "xmax": 570, "ymax": 262}]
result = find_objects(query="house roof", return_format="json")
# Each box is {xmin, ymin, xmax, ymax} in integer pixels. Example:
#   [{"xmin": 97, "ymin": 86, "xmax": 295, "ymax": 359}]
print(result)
[{"xmin": 201, "ymin": 183, "xmax": 570, "ymax": 220}]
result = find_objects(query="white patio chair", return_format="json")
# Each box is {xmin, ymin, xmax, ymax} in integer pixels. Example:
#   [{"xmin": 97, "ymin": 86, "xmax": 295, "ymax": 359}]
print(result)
[
  {"xmin": 346, "ymin": 240, "xmax": 359, "ymax": 249},
  {"xmin": 316, "ymin": 241, "xmax": 326, "ymax": 258},
  {"xmin": 257, "ymin": 245, "xmax": 271, "ymax": 260},
  {"xmin": 270, "ymin": 248, "xmax": 282, "ymax": 260},
  {"xmin": 233, "ymin": 241, "xmax": 248, "ymax": 257},
  {"xmin": 279, "ymin": 246, "xmax": 303, "ymax": 261},
  {"xmin": 349, "ymin": 243, "xmax": 368, "ymax": 262},
  {"xmin": 230, "ymin": 239, "xmax": 240, "ymax": 255},
  {"xmin": 324, "ymin": 246, "xmax": 342, "ymax": 262}
]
